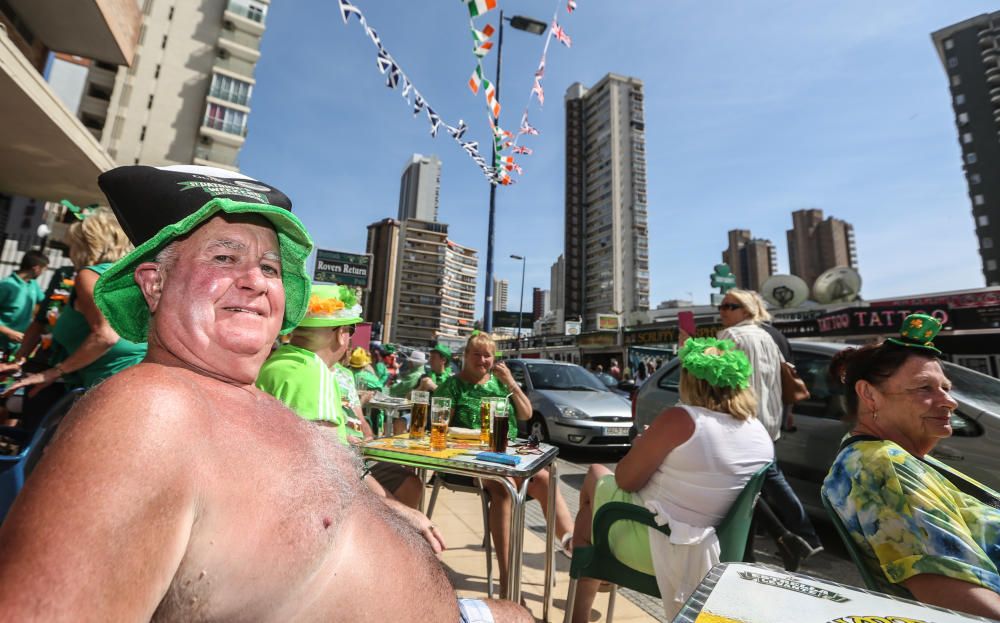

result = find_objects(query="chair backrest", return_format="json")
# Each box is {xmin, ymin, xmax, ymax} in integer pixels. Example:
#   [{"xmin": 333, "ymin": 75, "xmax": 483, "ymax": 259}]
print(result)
[
  {"xmin": 569, "ymin": 461, "xmax": 774, "ymax": 597},
  {"xmin": 716, "ymin": 462, "xmax": 771, "ymax": 562},
  {"xmin": 820, "ymin": 491, "xmax": 884, "ymax": 591},
  {"xmin": 0, "ymin": 388, "xmax": 85, "ymax": 524}
]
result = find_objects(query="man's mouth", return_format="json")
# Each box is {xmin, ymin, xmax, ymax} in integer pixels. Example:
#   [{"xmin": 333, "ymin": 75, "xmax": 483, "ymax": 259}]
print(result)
[{"xmin": 223, "ymin": 306, "xmax": 264, "ymax": 316}]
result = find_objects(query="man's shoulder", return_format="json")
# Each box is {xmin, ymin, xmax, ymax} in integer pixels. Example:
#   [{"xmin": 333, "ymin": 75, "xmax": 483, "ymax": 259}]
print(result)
[{"xmin": 258, "ymin": 348, "xmax": 320, "ymax": 385}]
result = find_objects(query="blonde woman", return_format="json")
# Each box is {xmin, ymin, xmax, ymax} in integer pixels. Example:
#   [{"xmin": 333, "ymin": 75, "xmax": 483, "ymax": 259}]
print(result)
[
  {"xmin": 5, "ymin": 209, "xmax": 147, "ymax": 428},
  {"xmin": 568, "ymin": 338, "xmax": 773, "ymax": 622}
]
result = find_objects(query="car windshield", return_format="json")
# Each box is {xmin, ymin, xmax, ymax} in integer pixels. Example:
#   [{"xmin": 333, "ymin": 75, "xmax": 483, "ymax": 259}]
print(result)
[
  {"xmin": 942, "ymin": 361, "xmax": 1000, "ymax": 417},
  {"xmin": 593, "ymin": 372, "xmax": 617, "ymax": 387},
  {"xmin": 527, "ymin": 363, "xmax": 609, "ymax": 392}
]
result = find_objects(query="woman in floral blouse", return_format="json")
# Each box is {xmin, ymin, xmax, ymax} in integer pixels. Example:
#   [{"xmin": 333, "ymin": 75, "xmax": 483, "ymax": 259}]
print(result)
[{"xmin": 822, "ymin": 314, "xmax": 1000, "ymax": 619}]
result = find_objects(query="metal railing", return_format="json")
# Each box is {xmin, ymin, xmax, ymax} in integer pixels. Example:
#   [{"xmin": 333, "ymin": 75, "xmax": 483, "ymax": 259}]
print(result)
[{"xmin": 225, "ymin": 1, "xmax": 265, "ymax": 24}]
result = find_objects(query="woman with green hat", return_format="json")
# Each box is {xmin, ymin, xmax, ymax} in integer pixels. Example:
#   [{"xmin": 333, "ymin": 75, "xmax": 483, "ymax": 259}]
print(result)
[{"xmin": 567, "ymin": 337, "xmax": 773, "ymax": 622}]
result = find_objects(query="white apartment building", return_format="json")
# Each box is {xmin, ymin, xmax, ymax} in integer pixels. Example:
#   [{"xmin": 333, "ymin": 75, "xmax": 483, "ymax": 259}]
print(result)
[{"xmin": 563, "ymin": 74, "xmax": 649, "ymax": 331}]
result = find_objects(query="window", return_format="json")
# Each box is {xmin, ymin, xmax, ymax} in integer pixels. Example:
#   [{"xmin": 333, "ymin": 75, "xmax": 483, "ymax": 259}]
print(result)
[
  {"xmin": 963, "ymin": 132, "xmax": 974, "ymax": 144},
  {"xmin": 147, "ymin": 94, "xmax": 154, "ymax": 109},
  {"xmin": 168, "ymin": 6, "xmax": 174, "ymax": 19},
  {"xmin": 209, "ymin": 73, "xmax": 252, "ymax": 106},
  {"xmin": 983, "ymin": 236, "xmax": 993, "ymax": 249},
  {"xmin": 975, "ymin": 194, "xmax": 985, "ymax": 206},
  {"xmin": 657, "ymin": 361, "xmax": 681, "ymax": 391},
  {"xmin": 967, "ymin": 152, "xmax": 978, "ymax": 164},
  {"xmin": 988, "ymin": 259, "xmax": 998, "ymax": 271},
  {"xmin": 161, "ymin": 35, "xmax": 168, "ymax": 49},
  {"xmin": 204, "ymin": 103, "xmax": 248, "ymax": 135},
  {"xmin": 948, "ymin": 57, "xmax": 959, "ymax": 68},
  {"xmin": 971, "ymin": 173, "xmax": 982, "ymax": 185},
  {"xmin": 945, "ymin": 38, "xmax": 954, "ymax": 50},
  {"xmin": 154, "ymin": 64, "xmax": 160, "ymax": 79},
  {"xmin": 139, "ymin": 125, "xmax": 146, "ymax": 141},
  {"xmin": 951, "ymin": 74, "xmax": 962, "ymax": 87},
  {"xmin": 791, "ymin": 351, "xmax": 847, "ymax": 420},
  {"xmin": 958, "ymin": 112, "xmax": 970, "ymax": 124},
  {"xmin": 979, "ymin": 214, "xmax": 990, "ymax": 226},
  {"xmin": 955, "ymin": 93, "xmax": 966, "ymax": 105}
]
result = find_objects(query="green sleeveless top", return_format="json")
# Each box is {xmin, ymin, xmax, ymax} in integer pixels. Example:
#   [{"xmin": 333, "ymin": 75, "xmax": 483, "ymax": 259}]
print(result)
[{"xmin": 50, "ymin": 263, "xmax": 147, "ymax": 388}]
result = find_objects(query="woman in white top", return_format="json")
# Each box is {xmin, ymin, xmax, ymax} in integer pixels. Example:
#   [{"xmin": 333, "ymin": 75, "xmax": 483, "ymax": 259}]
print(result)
[
  {"xmin": 716, "ymin": 288, "xmax": 823, "ymax": 570},
  {"xmin": 568, "ymin": 338, "xmax": 773, "ymax": 622}
]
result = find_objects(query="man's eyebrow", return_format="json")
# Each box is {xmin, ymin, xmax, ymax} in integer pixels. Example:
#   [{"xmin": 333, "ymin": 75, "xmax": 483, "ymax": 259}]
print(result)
[
  {"xmin": 263, "ymin": 251, "xmax": 281, "ymax": 262},
  {"xmin": 206, "ymin": 239, "xmax": 247, "ymax": 251}
]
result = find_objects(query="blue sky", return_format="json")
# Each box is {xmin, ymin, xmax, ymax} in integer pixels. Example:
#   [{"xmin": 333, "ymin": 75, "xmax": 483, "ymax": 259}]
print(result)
[{"xmin": 241, "ymin": 1, "xmax": 992, "ymax": 315}]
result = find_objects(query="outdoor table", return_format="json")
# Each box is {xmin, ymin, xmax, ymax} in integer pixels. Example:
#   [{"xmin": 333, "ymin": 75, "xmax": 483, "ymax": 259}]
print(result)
[
  {"xmin": 362, "ymin": 434, "xmax": 559, "ymax": 619},
  {"xmin": 363, "ymin": 396, "xmax": 412, "ymax": 437},
  {"xmin": 672, "ymin": 562, "xmax": 990, "ymax": 622}
]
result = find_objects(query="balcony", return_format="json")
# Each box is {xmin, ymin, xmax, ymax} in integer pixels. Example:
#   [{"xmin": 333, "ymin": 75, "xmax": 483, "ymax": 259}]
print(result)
[
  {"xmin": 208, "ymin": 85, "xmax": 251, "ymax": 107},
  {"xmin": 7, "ymin": 0, "xmax": 141, "ymax": 65},
  {"xmin": 213, "ymin": 54, "xmax": 256, "ymax": 79},
  {"xmin": 224, "ymin": 1, "xmax": 266, "ymax": 35},
  {"xmin": 194, "ymin": 144, "xmax": 239, "ymax": 171},
  {"xmin": 991, "ymin": 87, "xmax": 1000, "ymax": 105},
  {"xmin": 0, "ymin": 32, "xmax": 114, "ymax": 204},
  {"xmin": 218, "ymin": 32, "xmax": 260, "ymax": 63}
]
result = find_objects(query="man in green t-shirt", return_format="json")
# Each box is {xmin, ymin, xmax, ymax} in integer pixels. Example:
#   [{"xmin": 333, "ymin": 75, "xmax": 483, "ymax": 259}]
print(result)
[
  {"xmin": 0, "ymin": 251, "xmax": 48, "ymax": 356},
  {"xmin": 421, "ymin": 343, "xmax": 453, "ymax": 391}
]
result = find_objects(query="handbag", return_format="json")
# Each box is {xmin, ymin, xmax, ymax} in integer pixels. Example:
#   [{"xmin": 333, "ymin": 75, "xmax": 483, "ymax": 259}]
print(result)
[{"xmin": 780, "ymin": 361, "xmax": 810, "ymax": 405}]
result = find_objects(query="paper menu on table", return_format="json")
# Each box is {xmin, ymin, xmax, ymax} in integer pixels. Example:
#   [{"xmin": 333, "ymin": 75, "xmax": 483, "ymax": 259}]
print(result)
[{"xmin": 685, "ymin": 564, "xmax": 983, "ymax": 623}]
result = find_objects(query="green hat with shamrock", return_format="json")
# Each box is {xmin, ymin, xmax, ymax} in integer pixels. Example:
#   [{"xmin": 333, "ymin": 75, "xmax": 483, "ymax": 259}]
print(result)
[
  {"xmin": 886, "ymin": 313, "xmax": 942, "ymax": 355},
  {"xmin": 298, "ymin": 283, "xmax": 362, "ymax": 328}
]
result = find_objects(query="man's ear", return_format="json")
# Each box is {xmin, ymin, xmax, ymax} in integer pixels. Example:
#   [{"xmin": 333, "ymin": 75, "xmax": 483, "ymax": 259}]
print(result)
[{"xmin": 134, "ymin": 262, "xmax": 164, "ymax": 313}]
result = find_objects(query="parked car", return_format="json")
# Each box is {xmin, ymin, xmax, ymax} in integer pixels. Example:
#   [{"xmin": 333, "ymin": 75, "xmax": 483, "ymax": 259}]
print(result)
[
  {"xmin": 504, "ymin": 359, "xmax": 633, "ymax": 448},
  {"xmin": 592, "ymin": 371, "xmax": 634, "ymax": 397},
  {"xmin": 632, "ymin": 340, "xmax": 1000, "ymax": 514}
]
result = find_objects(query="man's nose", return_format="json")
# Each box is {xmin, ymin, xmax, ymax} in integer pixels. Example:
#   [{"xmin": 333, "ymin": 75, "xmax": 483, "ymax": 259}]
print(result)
[
  {"xmin": 938, "ymin": 388, "xmax": 958, "ymax": 410},
  {"xmin": 235, "ymin": 263, "xmax": 268, "ymax": 292}
]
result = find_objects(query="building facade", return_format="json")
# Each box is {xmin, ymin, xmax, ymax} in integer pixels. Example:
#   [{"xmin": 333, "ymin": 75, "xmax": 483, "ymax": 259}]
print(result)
[
  {"xmin": 493, "ymin": 277, "xmax": 509, "ymax": 312},
  {"xmin": 722, "ymin": 229, "xmax": 777, "ymax": 291},
  {"xmin": 81, "ymin": 0, "xmax": 269, "ymax": 170},
  {"xmin": 786, "ymin": 209, "xmax": 857, "ymax": 286},
  {"xmin": 398, "ymin": 154, "xmax": 441, "ymax": 222},
  {"xmin": 440, "ymin": 240, "xmax": 477, "ymax": 347},
  {"xmin": 564, "ymin": 74, "xmax": 649, "ymax": 331},
  {"xmin": 364, "ymin": 217, "xmax": 402, "ymax": 341},
  {"xmin": 532, "ymin": 287, "xmax": 549, "ymax": 320},
  {"xmin": 933, "ymin": 14, "xmax": 1000, "ymax": 285}
]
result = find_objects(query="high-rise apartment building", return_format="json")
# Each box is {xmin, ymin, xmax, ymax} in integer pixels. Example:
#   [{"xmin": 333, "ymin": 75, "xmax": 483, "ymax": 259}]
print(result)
[
  {"xmin": 365, "ymin": 218, "xmax": 402, "ymax": 340},
  {"xmin": 398, "ymin": 154, "xmax": 442, "ymax": 222},
  {"xmin": 786, "ymin": 209, "xmax": 857, "ymax": 286},
  {"xmin": 564, "ymin": 74, "xmax": 649, "ymax": 330},
  {"xmin": 550, "ymin": 255, "xmax": 565, "ymax": 316},
  {"xmin": 493, "ymin": 278, "xmax": 509, "ymax": 312},
  {"xmin": 722, "ymin": 229, "xmax": 777, "ymax": 291},
  {"xmin": 933, "ymin": 14, "xmax": 1000, "ymax": 285},
  {"xmin": 532, "ymin": 287, "xmax": 549, "ymax": 320},
  {"xmin": 82, "ymin": 0, "xmax": 269, "ymax": 170},
  {"xmin": 365, "ymin": 218, "xmax": 476, "ymax": 348}
]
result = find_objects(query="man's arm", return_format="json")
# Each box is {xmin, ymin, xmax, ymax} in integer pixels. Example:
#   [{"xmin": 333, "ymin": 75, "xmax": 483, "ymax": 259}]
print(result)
[
  {"xmin": 903, "ymin": 574, "xmax": 1000, "ymax": 619},
  {"xmin": 0, "ymin": 368, "xmax": 199, "ymax": 620}
]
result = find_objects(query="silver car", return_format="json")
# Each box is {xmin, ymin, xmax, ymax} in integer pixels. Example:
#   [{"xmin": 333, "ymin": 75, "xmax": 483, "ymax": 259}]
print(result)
[
  {"xmin": 504, "ymin": 359, "xmax": 633, "ymax": 448},
  {"xmin": 633, "ymin": 340, "xmax": 1000, "ymax": 513}
]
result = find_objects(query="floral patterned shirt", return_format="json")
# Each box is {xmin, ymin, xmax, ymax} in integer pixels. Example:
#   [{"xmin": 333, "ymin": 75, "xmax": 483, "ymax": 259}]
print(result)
[{"xmin": 823, "ymin": 439, "xmax": 1000, "ymax": 597}]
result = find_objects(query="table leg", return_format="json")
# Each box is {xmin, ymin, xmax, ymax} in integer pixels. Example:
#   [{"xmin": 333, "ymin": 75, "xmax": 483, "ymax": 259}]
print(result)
[
  {"xmin": 416, "ymin": 467, "xmax": 427, "ymax": 513},
  {"xmin": 543, "ymin": 461, "xmax": 557, "ymax": 622},
  {"xmin": 509, "ymin": 476, "xmax": 530, "ymax": 604}
]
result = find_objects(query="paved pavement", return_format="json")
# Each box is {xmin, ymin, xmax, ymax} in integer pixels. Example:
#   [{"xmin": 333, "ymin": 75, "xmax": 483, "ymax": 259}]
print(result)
[{"xmin": 432, "ymin": 448, "xmax": 866, "ymax": 622}]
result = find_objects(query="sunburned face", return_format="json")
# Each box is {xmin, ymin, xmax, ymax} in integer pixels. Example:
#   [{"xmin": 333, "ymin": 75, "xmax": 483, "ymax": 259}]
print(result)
[
  {"xmin": 145, "ymin": 214, "xmax": 285, "ymax": 384},
  {"xmin": 867, "ymin": 356, "xmax": 958, "ymax": 454},
  {"xmin": 463, "ymin": 344, "xmax": 494, "ymax": 379}
]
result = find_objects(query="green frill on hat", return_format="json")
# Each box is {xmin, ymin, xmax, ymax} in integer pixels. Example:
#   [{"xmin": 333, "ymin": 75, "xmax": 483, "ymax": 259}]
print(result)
[{"xmin": 677, "ymin": 337, "xmax": 752, "ymax": 389}]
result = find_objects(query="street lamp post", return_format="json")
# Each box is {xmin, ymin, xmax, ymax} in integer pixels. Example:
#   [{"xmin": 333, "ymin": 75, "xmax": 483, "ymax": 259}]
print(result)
[
  {"xmin": 510, "ymin": 254, "xmax": 526, "ymax": 352},
  {"xmin": 482, "ymin": 12, "xmax": 547, "ymax": 335}
]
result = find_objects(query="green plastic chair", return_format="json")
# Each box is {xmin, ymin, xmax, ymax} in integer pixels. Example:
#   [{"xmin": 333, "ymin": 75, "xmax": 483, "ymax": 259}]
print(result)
[
  {"xmin": 563, "ymin": 462, "xmax": 772, "ymax": 623},
  {"xmin": 820, "ymin": 492, "xmax": 884, "ymax": 592}
]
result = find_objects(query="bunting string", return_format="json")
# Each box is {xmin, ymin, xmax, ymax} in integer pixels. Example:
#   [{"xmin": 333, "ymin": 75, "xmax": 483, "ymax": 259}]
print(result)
[{"xmin": 337, "ymin": 0, "xmax": 498, "ymax": 182}]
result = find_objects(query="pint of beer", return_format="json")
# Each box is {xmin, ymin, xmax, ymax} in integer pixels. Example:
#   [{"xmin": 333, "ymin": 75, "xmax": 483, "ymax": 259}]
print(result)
[
  {"xmin": 491, "ymin": 401, "xmax": 509, "ymax": 453},
  {"xmin": 430, "ymin": 397, "xmax": 451, "ymax": 451},
  {"xmin": 409, "ymin": 391, "xmax": 430, "ymax": 439},
  {"xmin": 479, "ymin": 398, "xmax": 496, "ymax": 448}
]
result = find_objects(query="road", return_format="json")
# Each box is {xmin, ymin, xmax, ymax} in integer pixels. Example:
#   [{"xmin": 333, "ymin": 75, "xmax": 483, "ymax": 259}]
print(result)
[{"xmin": 532, "ymin": 446, "xmax": 865, "ymax": 620}]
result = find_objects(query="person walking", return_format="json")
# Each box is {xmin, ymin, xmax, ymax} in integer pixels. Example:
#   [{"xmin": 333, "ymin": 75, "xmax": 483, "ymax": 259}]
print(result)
[
  {"xmin": 717, "ymin": 288, "xmax": 822, "ymax": 569},
  {"xmin": 0, "ymin": 250, "xmax": 48, "ymax": 359}
]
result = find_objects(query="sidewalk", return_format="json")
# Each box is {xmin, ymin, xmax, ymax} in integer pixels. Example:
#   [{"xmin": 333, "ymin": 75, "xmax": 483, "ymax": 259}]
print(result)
[{"xmin": 430, "ymin": 478, "xmax": 661, "ymax": 622}]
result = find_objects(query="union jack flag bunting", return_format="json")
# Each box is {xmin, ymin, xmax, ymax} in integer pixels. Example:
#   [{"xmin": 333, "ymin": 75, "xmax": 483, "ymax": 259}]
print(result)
[
  {"xmin": 551, "ymin": 21, "xmax": 572, "ymax": 48},
  {"xmin": 531, "ymin": 77, "xmax": 544, "ymax": 105},
  {"xmin": 519, "ymin": 120, "xmax": 539, "ymax": 136},
  {"xmin": 567, "ymin": 0, "xmax": 577, "ymax": 13},
  {"xmin": 512, "ymin": 145, "xmax": 533, "ymax": 155}
]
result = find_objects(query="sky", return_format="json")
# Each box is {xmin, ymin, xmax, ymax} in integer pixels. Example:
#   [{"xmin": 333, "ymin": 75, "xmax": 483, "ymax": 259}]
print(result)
[{"xmin": 240, "ymin": 1, "xmax": 994, "ymax": 317}]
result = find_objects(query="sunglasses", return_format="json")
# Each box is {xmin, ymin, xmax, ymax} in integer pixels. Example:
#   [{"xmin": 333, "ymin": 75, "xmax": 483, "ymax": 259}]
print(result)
[
  {"xmin": 514, "ymin": 433, "xmax": 543, "ymax": 455},
  {"xmin": 717, "ymin": 303, "xmax": 743, "ymax": 311}
]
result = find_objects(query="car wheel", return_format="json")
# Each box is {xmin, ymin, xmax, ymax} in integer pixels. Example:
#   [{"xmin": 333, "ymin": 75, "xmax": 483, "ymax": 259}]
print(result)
[{"xmin": 529, "ymin": 414, "xmax": 549, "ymax": 443}]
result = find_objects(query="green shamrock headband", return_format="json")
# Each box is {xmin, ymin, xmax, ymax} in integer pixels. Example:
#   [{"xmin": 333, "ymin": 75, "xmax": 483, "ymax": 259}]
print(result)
[
  {"xmin": 60, "ymin": 199, "xmax": 99, "ymax": 220},
  {"xmin": 885, "ymin": 313, "xmax": 942, "ymax": 355},
  {"xmin": 678, "ymin": 337, "xmax": 753, "ymax": 389}
]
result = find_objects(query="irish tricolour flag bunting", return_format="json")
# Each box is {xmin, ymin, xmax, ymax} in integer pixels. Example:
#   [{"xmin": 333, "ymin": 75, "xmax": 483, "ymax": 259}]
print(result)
[{"xmin": 466, "ymin": 0, "xmax": 496, "ymax": 18}]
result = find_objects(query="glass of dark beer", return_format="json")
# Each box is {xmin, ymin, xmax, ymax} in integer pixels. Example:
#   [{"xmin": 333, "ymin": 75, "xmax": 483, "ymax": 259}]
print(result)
[{"xmin": 491, "ymin": 400, "xmax": 509, "ymax": 453}]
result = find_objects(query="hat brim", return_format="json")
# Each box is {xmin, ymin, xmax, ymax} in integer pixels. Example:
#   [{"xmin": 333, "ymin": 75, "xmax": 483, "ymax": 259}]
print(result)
[
  {"xmin": 885, "ymin": 337, "xmax": 942, "ymax": 355},
  {"xmin": 297, "ymin": 315, "xmax": 363, "ymax": 328},
  {"xmin": 94, "ymin": 197, "xmax": 314, "ymax": 343}
]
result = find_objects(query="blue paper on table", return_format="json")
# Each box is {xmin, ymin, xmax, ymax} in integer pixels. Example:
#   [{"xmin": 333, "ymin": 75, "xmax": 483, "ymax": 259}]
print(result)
[{"xmin": 475, "ymin": 452, "xmax": 519, "ymax": 466}]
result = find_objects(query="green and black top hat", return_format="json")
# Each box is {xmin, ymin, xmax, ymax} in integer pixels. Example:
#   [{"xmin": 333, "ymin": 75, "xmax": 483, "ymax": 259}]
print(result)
[
  {"xmin": 93, "ymin": 165, "xmax": 314, "ymax": 343},
  {"xmin": 886, "ymin": 313, "xmax": 942, "ymax": 355}
]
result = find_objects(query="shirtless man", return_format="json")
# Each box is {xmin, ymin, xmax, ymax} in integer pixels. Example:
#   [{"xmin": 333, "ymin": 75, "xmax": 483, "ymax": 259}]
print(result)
[{"xmin": 0, "ymin": 165, "xmax": 529, "ymax": 623}]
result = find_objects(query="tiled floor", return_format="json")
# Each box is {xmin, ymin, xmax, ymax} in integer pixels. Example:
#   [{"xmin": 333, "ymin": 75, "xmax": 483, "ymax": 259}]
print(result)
[{"xmin": 430, "ymin": 482, "xmax": 660, "ymax": 622}]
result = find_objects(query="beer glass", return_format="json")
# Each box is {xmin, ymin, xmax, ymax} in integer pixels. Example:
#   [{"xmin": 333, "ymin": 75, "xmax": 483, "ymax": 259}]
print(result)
[
  {"xmin": 409, "ymin": 391, "xmax": 429, "ymax": 439},
  {"xmin": 479, "ymin": 398, "xmax": 500, "ymax": 449},
  {"xmin": 491, "ymin": 400, "xmax": 510, "ymax": 453},
  {"xmin": 430, "ymin": 397, "xmax": 451, "ymax": 451}
]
